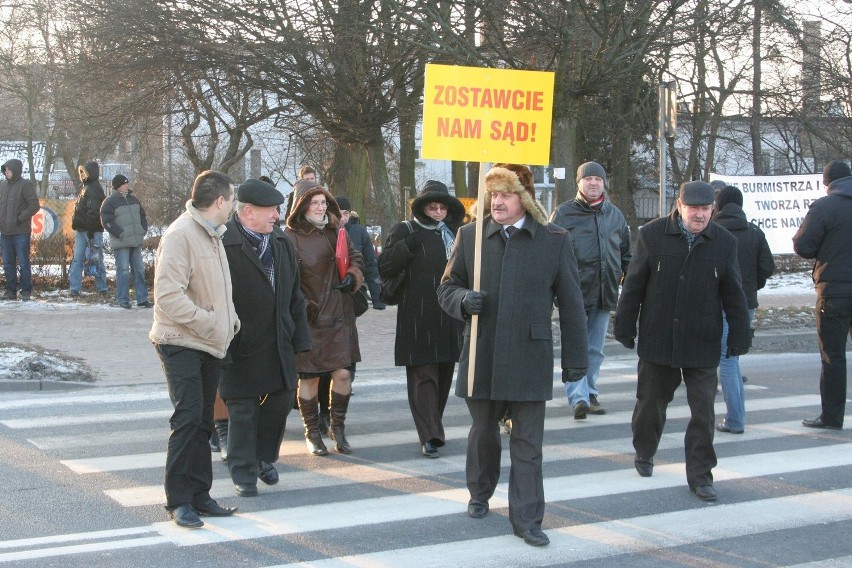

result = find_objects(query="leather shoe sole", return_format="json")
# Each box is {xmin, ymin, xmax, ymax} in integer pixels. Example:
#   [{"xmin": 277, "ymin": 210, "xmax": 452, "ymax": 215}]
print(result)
[
  {"xmin": 421, "ymin": 442, "xmax": 440, "ymax": 458},
  {"xmin": 258, "ymin": 462, "xmax": 279, "ymax": 485},
  {"xmin": 234, "ymin": 483, "xmax": 259, "ymax": 497},
  {"xmin": 168, "ymin": 504, "xmax": 204, "ymax": 528},
  {"xmin": 634, "ymin": 458, "xmax": 653, "ymax": 477},
  {"xmin": 194, "ymin": 498, "xmax": 237, "ymax": 517},
  {"xmin": 467, "ymin": 501, "xmax": 488, "ymax": 519},
  {"xmin": 802, "ymin": 417, "xmax": 842, "ymax": 430},
  {"xmin": 692, "ymin": 484, "xmax": 717, "ymax": 501},
  {"xmin": 716, "ymin": 420, "xmax": 744, "ymax": 434},
  {"xmin": 513, "ymin": 527, "xmax": 550, "ymax": 546}
]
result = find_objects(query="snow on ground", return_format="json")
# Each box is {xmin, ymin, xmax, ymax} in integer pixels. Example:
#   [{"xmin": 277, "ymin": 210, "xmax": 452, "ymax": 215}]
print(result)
[{"xmin": 760, "ymin": 271, "xmax": 815, "ymax": 295}]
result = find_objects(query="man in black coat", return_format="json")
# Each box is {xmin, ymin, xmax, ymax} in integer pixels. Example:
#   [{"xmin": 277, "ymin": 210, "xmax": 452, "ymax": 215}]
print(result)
[
  {"xmin": 221, "ymin": 179, "xmax": 311, "ymax": 497},
  {"xmin": 614, "ymin": 181, "xmax": 750, "ymax": 502},
  {"xmin": 438, "ymin": 164, "xmax": 588, "ymax": 547},
  {"xmin": 793, "ymin": 160, "xmax": 852, "ymax": 431}
]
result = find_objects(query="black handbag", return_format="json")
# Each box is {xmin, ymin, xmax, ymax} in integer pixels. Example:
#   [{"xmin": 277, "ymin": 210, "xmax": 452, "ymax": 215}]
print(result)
[
  {"xmin": 379, "ymin": 222, "xmax": 412, "ymax": 306},
  {"xmin": 353, "ymin": 285, "xmax": 369, "ymax": 317}
]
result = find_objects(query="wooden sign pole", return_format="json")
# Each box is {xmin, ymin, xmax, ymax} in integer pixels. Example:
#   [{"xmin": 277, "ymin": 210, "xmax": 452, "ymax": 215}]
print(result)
[{"xmin": 467, "ymin": 164, "xmax": 488, "ymax": 397}]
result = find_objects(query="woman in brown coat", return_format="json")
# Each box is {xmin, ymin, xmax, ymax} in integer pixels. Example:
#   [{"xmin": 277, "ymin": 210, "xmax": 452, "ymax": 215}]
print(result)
[{"xmin": 285, "ymin": 180, "xmax": 365, "ymax": 455}]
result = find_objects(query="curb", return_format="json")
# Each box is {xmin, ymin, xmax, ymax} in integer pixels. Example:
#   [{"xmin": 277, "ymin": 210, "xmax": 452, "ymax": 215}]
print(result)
[{"xmin": 0, "ymin": 379, "xmax": 98, "ymax": 392}]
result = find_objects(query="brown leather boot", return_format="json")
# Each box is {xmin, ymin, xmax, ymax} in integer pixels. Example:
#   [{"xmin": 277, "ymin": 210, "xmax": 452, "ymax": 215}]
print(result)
[
  {"xmin": 298, "ymin": 396, "xmax": 328, "ymax": 456},
  {"xmin": 329, "ymin": 390, "xmax": 352, "ymax": 454}
]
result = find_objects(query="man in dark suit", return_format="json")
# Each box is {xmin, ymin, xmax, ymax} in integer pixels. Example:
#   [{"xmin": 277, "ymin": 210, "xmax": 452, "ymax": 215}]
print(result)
[
  {"xmin": 438, "ymin": 163, "xmax": 588, "ymax": 547},
  {"xmin": 614, "ymin": 181, "xmax": 750, "ymax": 502},
  {"xmin": 221, "ymin": 179, "xmax": 311, "ymax": 497}
]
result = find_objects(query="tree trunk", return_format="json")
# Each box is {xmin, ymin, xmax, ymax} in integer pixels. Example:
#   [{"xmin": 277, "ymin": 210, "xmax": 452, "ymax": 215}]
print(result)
[
  {"xmin": 451, "ymin": 162, "xmax": 468, "ymax": 197},
  {"xmin": 364, "ymin": 134, "xmax": 396, "ymax": 240},
  {"xmin": 551, "ymin": 114, "xmax": 578, "ymax": 207},
  {"xmin": 328, "ymin": 142, "xmax": 370, "ymax": 215},
  {"xmin": 750, "ymin": 0, "xmax": 764, "ymax": 175}
]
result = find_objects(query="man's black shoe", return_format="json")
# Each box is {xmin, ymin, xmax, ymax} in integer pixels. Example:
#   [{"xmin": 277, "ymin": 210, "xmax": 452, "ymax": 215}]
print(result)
[
  {"xmin": 634, "ymin": 458, "xmax": 653, "ymax": 477},
  {"xmin": 234, "ymin": 483, "xmax": 259, "ymax": 497},
  {"xmin": 692, "ymin": 485, "xmax": 717, "ymax": 501},
  {"xmin": 168, "ymin": 504, "xmax": 204, "ymax": 528},
  {"xmin": 802, "ymin": 416, "xmax": 842, "ymax": 430},
  {"xmin": 421, "ymin": 441, "xmax": 439, "ymax": 458},
  {"xmin": 258, "ymin": 461, "xmax": 279, "ymax": 485},
  {"xmin": 513, "ymin": 527, "xmax": 550, "ymax": 546},
  {"xmin": 194, "ymin": 498, "xmax": 237, "ymax": 516},
  {"xmin": 467, "ymin": 500, "xmax": 488, "ymax": 519}
]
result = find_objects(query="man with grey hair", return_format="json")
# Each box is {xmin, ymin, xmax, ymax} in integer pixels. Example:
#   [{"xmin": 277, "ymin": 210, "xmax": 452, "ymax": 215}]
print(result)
[{"xmin": 550, "ymin": 161, "xmax": 631, "ymax": 419}]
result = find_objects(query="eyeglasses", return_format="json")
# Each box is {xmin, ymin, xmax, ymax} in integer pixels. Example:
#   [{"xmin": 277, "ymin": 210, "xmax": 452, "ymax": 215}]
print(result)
[
  {"xmin": 309, "ymin": 200, "xmax": 328, "ymax": 208},
  {"xmin": 426, "ymin": 203, "xmax": 448, "ymax": 212}
]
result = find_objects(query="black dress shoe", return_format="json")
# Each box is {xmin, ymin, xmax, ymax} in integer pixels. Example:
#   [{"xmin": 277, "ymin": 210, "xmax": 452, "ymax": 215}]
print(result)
[
  {"xmin": 802, "ymin": 416, "xmax": 842, "ymax": 430},
  {"xmin": 513, "ymin": 527, "xmax": 550, "ymax": 546},
  {"xmin": 168, "ymin": 504, "xmax": 204, "ymax": 528},
  {"xmin": 194, "ymin": 498, "xmax": 237, "ymax": 516},
  {"xmin": 421, "ymin": 442, "xmax": 439, "ymax": 458},
  {"xmin": 692, "ymin": 484, "xmax": 717, "ymax": 501},
  {"xmin": 467, "ymin": 500, "xmax": 488, "ymax": 519},
  {"xmin": 258, "ymin": 461, "xmax": 279, "ymax": 485},
  {"xmin": 634, "ymin": 457, "xmax": 653, "ymax": 477},
  {"xmin": 234, "ymin": 483, "xmax": 259, "ymax": 497},
  {"xmin": 716, "ymin": 419, "xmax": 744, "ymax": 434}
]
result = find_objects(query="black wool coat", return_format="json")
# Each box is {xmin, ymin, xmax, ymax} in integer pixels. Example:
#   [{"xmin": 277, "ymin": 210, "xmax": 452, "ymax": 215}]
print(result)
[
  {"xmin": 614, "ymin": 211, "xmax": 750, "ymax": 368},
  {"xmin": 713, "ymin": 204, "xmax": 775, "ymax": 309},
  {"xmin": 437, "ymin": 214, "xmax": 588, "ymax": 401},
  {"xmin": 220, "ymin": 221, "xmax": 311, "ymax": 398},
  {"xmin": 379, "ymin": 220, "xmax": 463, "ymax": 367}
]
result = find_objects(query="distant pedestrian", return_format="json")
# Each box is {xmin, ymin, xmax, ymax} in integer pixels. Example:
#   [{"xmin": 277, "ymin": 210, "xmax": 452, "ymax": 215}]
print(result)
[
  {"xmin": 69, "ymin": 161, "xmax": 108, "ymax": 297},
  {"xmin": 0, "ymin": 159, "xmax": 39, "ymax": 301},
  {"xmin": 336, "ymin": 196, "xmax": 384, "ymax": 309},
  {"xmin": 792, "ymin": 160, "xmax": 852, "ymax": 431}
]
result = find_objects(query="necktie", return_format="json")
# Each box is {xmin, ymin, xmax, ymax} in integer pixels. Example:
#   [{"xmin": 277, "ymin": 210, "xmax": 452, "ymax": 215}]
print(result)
[{"xmin": 505, "ymin": 226, "xmax": 517, "ymax": 239}]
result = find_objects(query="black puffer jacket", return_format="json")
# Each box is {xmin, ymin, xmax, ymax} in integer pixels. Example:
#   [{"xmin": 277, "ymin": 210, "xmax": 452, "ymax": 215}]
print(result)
[
  {"xmin": 71, "ymin": 161, "xmax": 105, "ymax": 233},
  {"xmin": 713, "ymin": 203, "xmax": 775, "ymax": 309}
]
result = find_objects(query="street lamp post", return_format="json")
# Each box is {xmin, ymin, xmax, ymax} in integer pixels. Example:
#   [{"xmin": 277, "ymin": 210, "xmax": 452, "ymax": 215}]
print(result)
[{"xmin": 658, "ymin": 81, "xmax": 678, "ymax": 217}]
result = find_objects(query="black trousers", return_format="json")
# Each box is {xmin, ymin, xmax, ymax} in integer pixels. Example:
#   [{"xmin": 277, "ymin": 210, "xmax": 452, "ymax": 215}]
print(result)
[
  {"xmin": 465, "ymin": 398, "xmax": 546, "ymax": 532},
  {"xmin": 156, "ymin": 344, "xmax": 221, "ymax": 509},
  {"xmin": 632, "ymin": 360, "xmax": 718, "ymax": 488},
  {"xmin": 406, "ymin": 363, "xmax": 454, "ymax": 445},
  {"xmin": 816, "ymin": 296, "xmax": 852, "ymax": 428},
  {"xmin": 224, "ymin": 389, "xmax": 294, "ymax": 485}
]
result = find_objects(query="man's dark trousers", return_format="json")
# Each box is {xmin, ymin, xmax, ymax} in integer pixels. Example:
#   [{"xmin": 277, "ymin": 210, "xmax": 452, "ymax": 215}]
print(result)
[
  {"xmin": 157, "ymin": 344, "xmax": 221, "ymax": 509},
  {"xmin": 816, "ymin": 296, "xmax": 852, "ymax": 428},
  {"xmin": 465, "ymin": 399, "xmax": 546, "ymax": 531},
  {"xmin": 225, "ymin": 389, "xmax": 294, "ymax": 484},
  {"xmin": 632, "ymin": 360, "xmax": 718, "ymax": 488}
]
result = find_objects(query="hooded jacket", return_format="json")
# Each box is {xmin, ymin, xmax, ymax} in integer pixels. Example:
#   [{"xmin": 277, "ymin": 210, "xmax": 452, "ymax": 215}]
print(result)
[
  {"xmin": 713, "ymin": 203, "xmax": 775, "ymax": 308},
  {"xmin": 0, "ymin": 159, "xmax": 39, "ymax": 235},
  {"xmin": 71, "ymin": 161, "xmax": 105, "ymax": 233},
  {"xmin": 100, "ymin": 189, "xmax": 148, "ymax": 249},
  {"xmin": 793, "ymin": 175, "xmax": 852, "ymax": 297}
]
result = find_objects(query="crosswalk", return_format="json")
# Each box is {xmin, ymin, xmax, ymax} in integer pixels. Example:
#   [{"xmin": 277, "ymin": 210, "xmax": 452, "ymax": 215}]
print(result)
[{"xmin": 0, "ymin": 352, "xmax": 850, "ymax": 567}]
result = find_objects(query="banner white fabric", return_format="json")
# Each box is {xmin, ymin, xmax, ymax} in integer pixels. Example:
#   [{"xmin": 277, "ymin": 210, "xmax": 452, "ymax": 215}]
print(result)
[{"xmin": 709, "ymin": 174, "xmax": 824, "ymax": 255}]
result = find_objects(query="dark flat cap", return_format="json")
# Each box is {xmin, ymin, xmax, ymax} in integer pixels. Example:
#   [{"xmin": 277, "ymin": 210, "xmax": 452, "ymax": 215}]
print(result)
[
  {"xmin": 679, "ymin": 181, "xmax": 715, "ymax": 206},
  {"xmin": 335, "ymin": 196, "xmax": 352, "ymax": 211},
  {"xmin": 238, "ymin": 178, "xmax": 285, "ymax": 206}
]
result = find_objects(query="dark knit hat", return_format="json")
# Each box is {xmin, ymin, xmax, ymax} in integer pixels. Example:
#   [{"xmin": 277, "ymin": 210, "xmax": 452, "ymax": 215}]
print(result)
[
  {"xmin": 576, "ymin": 161, "xmax": 607, "ymax": 184},
  {"xmin": 824, "ymin": 160, "xmax": 851, "ymax": 186},
  {"xmin": 678, "ymin": 181, "xmax": 715, "ymax": 206},
  {"xmin": 335, "ymin": 195, "xmax": 352, "ymax": 211},
  {"xmin": 716, "ymin": 185, "xmax": 743, "ymax": 209},
  {"xmin": 237, "ymin": 178, "xmax": 285, "ymax": 206},
  {"xmin": 111, "ymin": 174, "xmax": 129, "ymax": 190}
]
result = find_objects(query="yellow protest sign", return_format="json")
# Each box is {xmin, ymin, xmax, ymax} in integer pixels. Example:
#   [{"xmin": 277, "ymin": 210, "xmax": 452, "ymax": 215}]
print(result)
[{"xmin": 421, "ymin": 64, "xmax": 555, "ymax": 166}]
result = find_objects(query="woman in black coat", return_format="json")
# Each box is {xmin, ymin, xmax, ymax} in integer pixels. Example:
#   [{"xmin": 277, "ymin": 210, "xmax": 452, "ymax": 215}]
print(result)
[{"xmin": 378, "ymin": 180, "xmax": 464, "ymax": 458}]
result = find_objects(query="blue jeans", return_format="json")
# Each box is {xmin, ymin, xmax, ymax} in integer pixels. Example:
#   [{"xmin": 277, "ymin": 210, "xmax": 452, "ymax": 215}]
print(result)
[
  {"xmin": 114, "ymin": 246, "xmax": 149, "ymax": 305},
  {"xmin": 69, "ymin": 231, "xmax": 107, "ymax": 293},
  {"xmin": 718, "ymin": 309, "xmax": 754, "ymax": 430},
  {"xmin": 1, "ymin": 233, "xmax": 32, "ymax": 294},
  {"xmin": 566, "ymin": 308, "xmax": 610, "ymax": 406}
]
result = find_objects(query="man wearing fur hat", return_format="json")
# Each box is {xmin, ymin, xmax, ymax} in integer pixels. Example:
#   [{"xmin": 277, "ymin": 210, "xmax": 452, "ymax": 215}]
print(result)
[
  {"xmin": 793, "ymin": 160, "xmax": 852, "ymax": 431},
  {"xmin": 438, "ymin": 163, "xmax": 588, "ymax": 547},
  {"xmin": 614, "ymin": 180, "xmax": 750, "ymax": 502},
  {"xmin": 550, "ymin": 161, "xmax": 631, "ymax": 420}
]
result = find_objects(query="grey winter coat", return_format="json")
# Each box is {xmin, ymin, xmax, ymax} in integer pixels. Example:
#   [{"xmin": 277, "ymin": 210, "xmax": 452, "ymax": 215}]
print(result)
[
  {"xmin": 100, "ymin": 190, "xmax": 148, "ymax": 249},
  {"xmin": 437, "ymin": 214, "xmax": 588, "ymax": 401},
  {"xmin": 0, "ymin": 159, "xmax": 39, "ymax": 235}
]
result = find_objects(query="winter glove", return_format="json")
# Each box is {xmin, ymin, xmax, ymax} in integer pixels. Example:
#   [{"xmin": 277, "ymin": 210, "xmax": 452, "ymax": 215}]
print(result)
[
  {"xmin": 335, "ymin": 273, "xmax": 355, "ymax": 293},
  {"xmin": 405, "ymin": 230, "xmax": 425, "ymax": 250},
  {"xmin": 461, "ymin": 290, "xmax": 486, "ymax": 315},
  {"xmin": 616, "ymin": 336, "xmax": 635, "ymax": 349},
  {"xmin": 726, "ymin": 346, "xmax": 748, "ymax": 358},
  {"xmin": 562, "ymin": 368, "xmax": 587, "ymax": 383}
]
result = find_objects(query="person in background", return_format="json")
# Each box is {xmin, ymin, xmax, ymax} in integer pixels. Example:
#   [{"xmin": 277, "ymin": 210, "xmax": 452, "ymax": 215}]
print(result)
[
  {"xmin": 792, "ymin": 160, "xmax": 852, "ymax": 431},
  {"xmin": 0, "ymin": 158, "xmax": 39, "ymax": 301},
  {"xmin": 69, "ymin": 161, "xmax": 108, "ymax": 297},
  {"xmin": 712, "ymin": 186, "xmax": 775, "ymax": 433},
  {"xmin": 379, "ymin": 180, "xmax": 464, "ymax": 458},
  {"xmin": 549, "ymin": 161, "xmax": 631, "ymax": 419},
  {"xmin": 336, "ymin": 195, "xmax": 384, "ymax": 310},
  {"xmin": 100, "ymin": 174, "xmax": 151, "ymax": 309}
]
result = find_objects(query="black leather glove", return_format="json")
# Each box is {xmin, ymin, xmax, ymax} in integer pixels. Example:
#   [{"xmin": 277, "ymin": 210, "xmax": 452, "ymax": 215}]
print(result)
[
  {"xmin": 616, "ymin": 336, "xmax": 635, "ymax": 349},
  {"xmin": 335, "ymin": 273, "xmax": 355, "ymax": 292},
  {"xmin": 562, "ymin": 368, "xmax": 587, "ymax": 383},
  {"xmin": 405, "ymin": 231, "xmax": 425, "ymax": 250},
  {"xmin": 462, "ymin": 290, "xmax": 486, "ymax": 315},
  {"xmin": 726, "ymin": 346, "xmax": 748, "ymax": 358}
]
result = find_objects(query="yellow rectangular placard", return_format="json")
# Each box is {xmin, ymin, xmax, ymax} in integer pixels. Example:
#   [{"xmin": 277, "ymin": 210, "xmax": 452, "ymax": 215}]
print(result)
[{"xmin": 421, "ymin": 64, "xmax": 555, "ymax": 166}]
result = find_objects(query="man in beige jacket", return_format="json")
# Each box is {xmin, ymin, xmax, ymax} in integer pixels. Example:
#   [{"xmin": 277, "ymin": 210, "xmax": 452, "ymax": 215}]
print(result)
[{"xmin": 150, "ymin": 170, "xmax": 241, "ymax": 529}]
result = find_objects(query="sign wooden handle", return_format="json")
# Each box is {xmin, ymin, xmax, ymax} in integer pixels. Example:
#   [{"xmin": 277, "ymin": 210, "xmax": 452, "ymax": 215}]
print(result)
[{"xmin": 467, "ymin": 164, "xmax": 488, "ymax": 397}]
